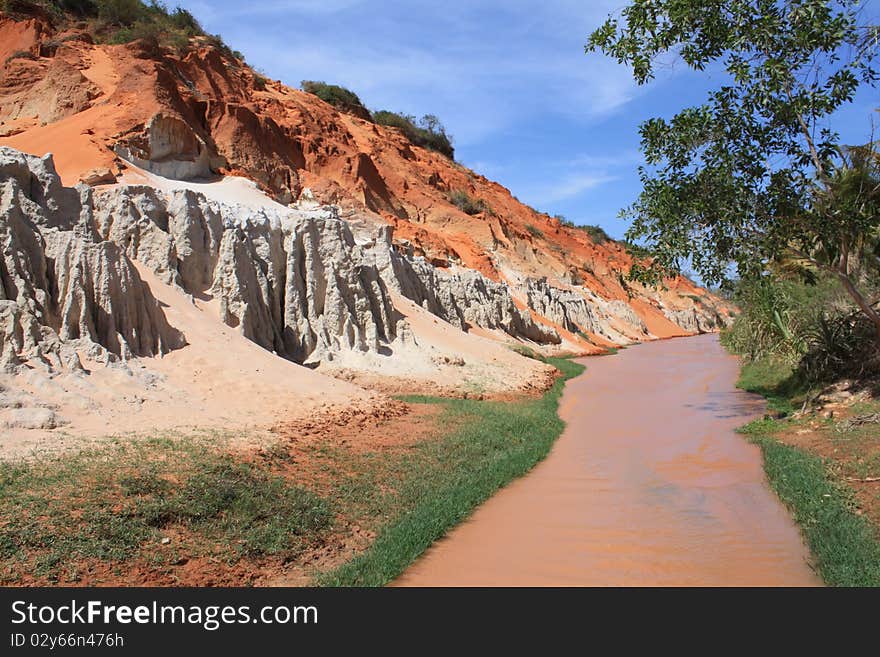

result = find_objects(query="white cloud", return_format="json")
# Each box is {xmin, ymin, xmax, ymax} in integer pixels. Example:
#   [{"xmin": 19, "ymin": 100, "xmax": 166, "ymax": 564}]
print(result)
[
  {"xmin": 464, "ymin": 149, "xmax": 640, "ymax": 206},
  {"xmin": 206, "ymin": 0, "xmax": 365, "ymax": 18},
  {"xmin": 172, "ymin": 0, "xmax": 685, "ymax": 220},
  {"xmin": 539, "ymin": 173, "xmax": 619, "ymax": 202},
  {"xmin": 567, "ymin": 151, "xmax": 643, "ymax": 169},
  {"xmin": 176, "ymin": 0, "xmax": 648, "ymax": 146}
]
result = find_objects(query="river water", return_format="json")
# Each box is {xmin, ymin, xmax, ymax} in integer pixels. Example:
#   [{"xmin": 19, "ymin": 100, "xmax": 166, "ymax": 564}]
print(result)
[{"xmin": 395, "ymin": 334, "xmax": 820, "ymax": 586}]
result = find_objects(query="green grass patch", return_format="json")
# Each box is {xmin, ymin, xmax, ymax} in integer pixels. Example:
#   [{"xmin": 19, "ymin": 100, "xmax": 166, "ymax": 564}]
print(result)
[
  {"xmin": 0, "ymin": 437, "xmax": 331, "ymax": 583},
  {"xmin": 320, "ymin": 357, "xmax": 584, "ymax": 586},
  {"xmin": 737, "ymin": 416, "xmax": 787, "ymax": 437},
  {"xmin": 751, "ymin": 436, "xmax": 880, "ymax": 586},
  {"xmin": 509, "ymin": 344, "xmax": 548, "ymax": 362},
  {"xmin": 0, "ymin": 358, "xmax": 585, "ymax": 586},
  {"xmin": 731, "ymin": 351, "xmax": 880, "ymax": 587},
  {"xmin": 736, "ymin": 358, "xmax": 810, "ymax": 415}
]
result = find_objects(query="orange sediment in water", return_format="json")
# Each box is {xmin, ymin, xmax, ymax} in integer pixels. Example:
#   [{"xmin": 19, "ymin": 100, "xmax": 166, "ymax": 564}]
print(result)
[{"xmin": 395, "ymin": 334, "xmax": 820, "ymax": 586}]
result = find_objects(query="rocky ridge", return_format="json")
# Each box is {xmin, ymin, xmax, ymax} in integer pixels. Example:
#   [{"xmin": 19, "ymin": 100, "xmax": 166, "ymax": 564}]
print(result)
[
  {"xmin": 1, "ymin": 147, "xmax": 566, "ymax": 376},
  {"xmin": 0, "ymin": 10, "xmax": 733, "ymax": 359},
  {"xmin": 0, "ymin": 148, "xmax": 181, "ymax": 375}
]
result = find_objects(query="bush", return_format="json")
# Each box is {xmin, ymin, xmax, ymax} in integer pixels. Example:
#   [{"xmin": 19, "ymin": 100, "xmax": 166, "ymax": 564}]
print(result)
[
  {"xmin": 0, "ymin": 0, "xmax": 40, "ymax": 15},
  {"xmin": 107, "ymin": 17, "xmax": 159, "ymax": 45},
  {"xmin": 448, "ymin": 190, "xmax": 491, "ymax": 215},
  {"xmin": 798, "ymin": 310, "xmax": 880, "ymax": 384},
  {"xmin": 554, "ymin": 216, "xmax": 613, "ymax": 244},
  {"xmin": 57, "ymin": 0, "xmax": 97, "ymax": 15},
  {"xmin": 253, "ymin": 73, "xmax": 268, "ymax": 91},
  {"xmin": 722, "ymin": 272, "xmax": 880, "ymax": 385},
  {"xmin": 301, "ymin": 81, "xmax": 370, "ymax": 119},
  {"xmin": 721, "ymin": 275, "xmax": 846, "ymax": 364},
  {"xmin": 21, "ymin": 1, "xmax": 222, "ymax": 54},
  {"xmin": 167, "ymin": 6, "xmax": 200, "ymax": 35},
  {"xmin": 578, "ymin": 224, "xmax": 611, "ymax": 244},
  {"xmin": 4, "ymin": 50, "xmax": 38, "ymax": 64},
  {"xmin": 525, "ymin": 224, "xmax": 544, "ymax": 239},
  {"xmin": 372, "ymin": 111, "xmax": 454, "ymax": 159},
  {"xmin": 98, "ymin": 0, "xmax": 142, "ymax": 25}
]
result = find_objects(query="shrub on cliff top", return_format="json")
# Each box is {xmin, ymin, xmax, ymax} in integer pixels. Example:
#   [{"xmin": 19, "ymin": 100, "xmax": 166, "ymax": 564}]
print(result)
[
  {"xmin": 166, "ymin": 6, "xmax": 200, "ymax": 34},
  {"xmin": 525, "ymin": 224, "xmax": 544, "ymax": 239},
  {"xmin": 372, "ymin": 111, "xmax": 455, "ymax": 160},
  {"xmin": 559, "ymin": 218, "xmax": 613, "ymax": 245},
  {"xmin": 7, "ymin": 1, "xmax": 226, "ymax": 55},
  {"xmin": 97, "ymin": 1, "xmax": 206, "ymax": 39},
  {"xmin": 578, "ymin": 224, "xmax": 612, "ymax": 244},
  {"xmin": 300, "ymin": 81, "xmax": 371, "ymax": 119},
  {"xmin": 448, "ymin": 190, "xmax": 492, "ymax": 216},
  {"xmin": 549, "ymin": 215, "xmax": 615, "ymax": 245},
  {"xmin": 96, "ymin": 0, "xmax": 140, "ymax": 24}
]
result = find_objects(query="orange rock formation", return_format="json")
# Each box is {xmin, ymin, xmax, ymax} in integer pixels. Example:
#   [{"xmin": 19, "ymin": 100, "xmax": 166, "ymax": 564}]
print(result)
[{"xmin": 0, "ymin": 11, "xmax": 729, "ymax": 351}]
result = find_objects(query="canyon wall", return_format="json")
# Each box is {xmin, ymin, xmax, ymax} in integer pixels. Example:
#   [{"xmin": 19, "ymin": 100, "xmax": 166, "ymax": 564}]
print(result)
[
  {"xmin": 0, "ymin": 11, "xmax": 733, "ymax": 360},
  {"xmin": 1, "ymin": 147, "xmax": 569, "ymax": 376}
]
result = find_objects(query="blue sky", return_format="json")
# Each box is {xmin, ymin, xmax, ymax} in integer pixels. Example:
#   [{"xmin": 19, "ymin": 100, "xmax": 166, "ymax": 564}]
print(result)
[{"xmin": 175, "ymin": 0, "xmax": 879, "ymax": 240}]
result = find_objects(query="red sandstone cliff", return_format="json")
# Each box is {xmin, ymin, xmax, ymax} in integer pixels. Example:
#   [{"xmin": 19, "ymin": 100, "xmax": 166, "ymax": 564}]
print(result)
[{"xmin": 0, "ymin": 11, "xmax": 731, "ymax": 351}]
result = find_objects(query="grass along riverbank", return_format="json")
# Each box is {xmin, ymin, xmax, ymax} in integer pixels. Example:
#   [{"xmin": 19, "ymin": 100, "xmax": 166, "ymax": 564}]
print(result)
[
  {"xmin": 0, "ymin": 357, "xmax": 584, "ymax": 586},
  {"xmin": 735, "ymin": 360, "xmax": 880, "ymax": 586},
  {"xmin": 321, "ymin": 356, "xmax": 585, "ymax": 586}
]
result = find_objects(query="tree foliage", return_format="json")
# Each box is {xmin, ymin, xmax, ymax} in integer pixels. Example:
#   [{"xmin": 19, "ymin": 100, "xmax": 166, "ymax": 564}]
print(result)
[{"xmin": 588, "ymin": 0, "xmax": 880, "ymax": 338}]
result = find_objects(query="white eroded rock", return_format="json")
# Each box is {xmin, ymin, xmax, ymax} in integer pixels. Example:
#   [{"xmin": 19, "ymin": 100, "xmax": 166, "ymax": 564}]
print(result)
[
  {"xmin": 0, "ymin": 147, "xmax": 184, "ymax": 376},
  {"xmin": 374, "ymin": 228, "xmax": 559, "ymax": 345}
]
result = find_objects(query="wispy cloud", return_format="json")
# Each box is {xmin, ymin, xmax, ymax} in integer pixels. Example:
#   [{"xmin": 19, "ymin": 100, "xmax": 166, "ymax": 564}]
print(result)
[
  {"xmin": 184, "ymin": 0, "xmax": 364, "ymax": 20},
  {"xmin": 171, "ymin": 0, "xmax": 691, "ymax": 239},
  {"xmin": 468, "ymin": 149, "xmax": 641, "ymax": 206},
  {"xmin": 176, "ymin": 0, "xmax": 645, "ymax": 146},
  {"xmin": 567, "ymin": 151, "xmax": 643, "ymax": 169},
  {"xmin": 538, "ymin": 173, "xmax": 619, "ymax": 202}
]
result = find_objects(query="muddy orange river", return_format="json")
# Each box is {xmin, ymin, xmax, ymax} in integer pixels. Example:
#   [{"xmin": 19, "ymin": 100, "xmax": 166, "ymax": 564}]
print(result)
[{"xmin": 395, "ymin": 334, "xmax": 820, "ymax": 586}]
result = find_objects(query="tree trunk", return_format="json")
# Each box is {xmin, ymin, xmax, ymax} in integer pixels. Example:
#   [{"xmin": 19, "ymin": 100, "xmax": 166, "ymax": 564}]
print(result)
[
  {"xmin": 782, "ymin": 245, "xmax": 880, "ymax": 349},
  {"xmin": 837, "ymin": 272, "xmax": 880, "ymax": 350}
]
